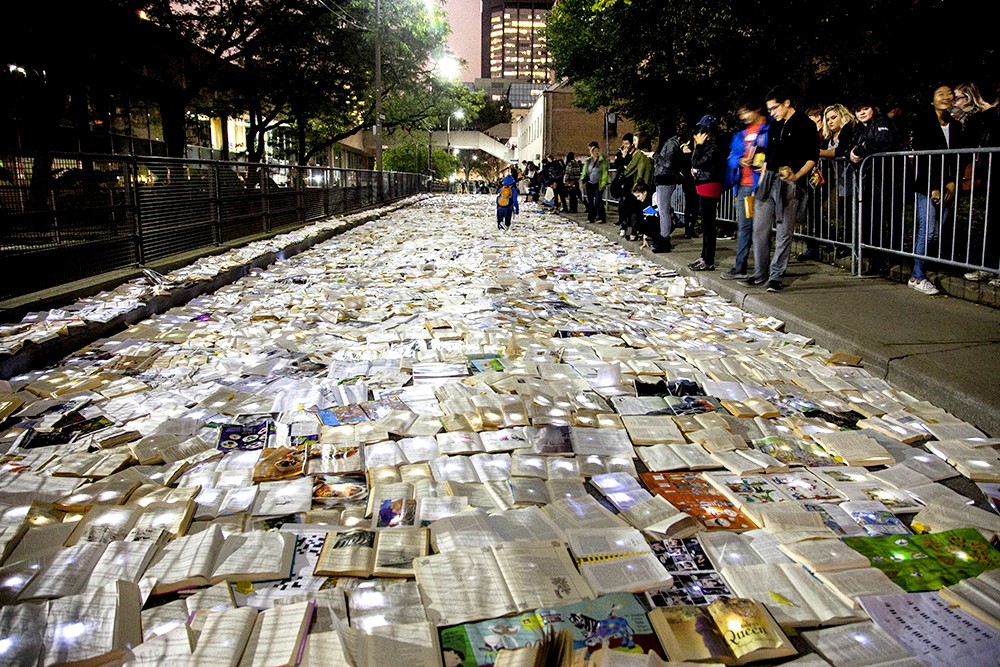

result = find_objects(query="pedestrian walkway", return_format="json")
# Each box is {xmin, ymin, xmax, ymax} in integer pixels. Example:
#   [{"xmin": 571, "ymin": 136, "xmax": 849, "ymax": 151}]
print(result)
[{"xmin": 561, "ymin": 210, "xmax": 1000, "ymax": 438}]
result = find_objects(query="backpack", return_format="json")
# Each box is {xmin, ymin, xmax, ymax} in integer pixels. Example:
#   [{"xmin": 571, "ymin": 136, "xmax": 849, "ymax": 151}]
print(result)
[{"xmin": 497, "ymin": 184, "xmax": 513, "ymax": 208}]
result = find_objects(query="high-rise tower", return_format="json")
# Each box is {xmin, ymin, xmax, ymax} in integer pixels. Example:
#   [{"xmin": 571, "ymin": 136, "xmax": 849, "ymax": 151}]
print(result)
[{"xmin": 480, "ymin": 0, "xmax": 555, "ymax": 83}]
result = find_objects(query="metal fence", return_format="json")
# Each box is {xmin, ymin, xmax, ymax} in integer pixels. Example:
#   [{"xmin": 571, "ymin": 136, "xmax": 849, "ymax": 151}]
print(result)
[
  {"xmin": 604, "ymin": 147, "xmax": 999, "ymax": 280},
  {"xmin": 0, "ymin": 154, "xmax": 425, "ymax": 301}
]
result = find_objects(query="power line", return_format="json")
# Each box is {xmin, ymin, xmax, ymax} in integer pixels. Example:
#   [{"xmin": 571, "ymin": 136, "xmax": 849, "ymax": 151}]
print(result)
[{"xmin": 315, "ymin": 0, "xmax": 368, "ymax": 31}]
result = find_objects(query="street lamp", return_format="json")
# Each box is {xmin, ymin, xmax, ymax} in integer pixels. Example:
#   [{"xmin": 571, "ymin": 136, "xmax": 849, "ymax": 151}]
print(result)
[{"xmin": 446, "ymin": 109, "xmax": 464, "ymax": 151}]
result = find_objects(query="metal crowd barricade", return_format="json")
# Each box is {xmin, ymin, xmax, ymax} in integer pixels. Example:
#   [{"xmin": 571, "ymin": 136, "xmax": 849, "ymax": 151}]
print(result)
[
  {"xmin": 0, "ymin": 152, "xmax": 425, "ymax": 301},
  {"xmin": 856, "ymin": 147, "xmax": 998, "ymax": 277}
]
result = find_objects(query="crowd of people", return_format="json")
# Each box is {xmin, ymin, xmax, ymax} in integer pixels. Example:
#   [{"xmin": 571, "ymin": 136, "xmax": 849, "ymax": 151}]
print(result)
[{"xmin": 490, "ymin": 81, "xmax": 1000, "ymax": 296}]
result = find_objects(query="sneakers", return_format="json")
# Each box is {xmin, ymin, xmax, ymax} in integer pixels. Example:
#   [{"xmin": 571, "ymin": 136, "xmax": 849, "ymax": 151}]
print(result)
[
  {"xmin": 766, "ymin": 280, "xmax": 783, "ymax": 292},
  {"xmin": 720, "ymin": 269, "xmax": 749, "ymax": 281},
  {"xmin": 688, "ymin": 258, "xmax": 714, "ymax": 271},
  {"xmin": 908, "ymin": 277, "xmax": 939, "ymax": 295},
  {"xmin": 964, "ymin": 270, "xmax": 993, "ymax": 282},
  {"xmin": 619, "ymin": 228, "xmax": 627, "ymax": 237},
  {"xmin": 739, "ymin": 275, "xmax": 766, "ymax": 286},
  {"xmin": 797, "ymin": 251, "xmax": 818, "ymax": 262}
]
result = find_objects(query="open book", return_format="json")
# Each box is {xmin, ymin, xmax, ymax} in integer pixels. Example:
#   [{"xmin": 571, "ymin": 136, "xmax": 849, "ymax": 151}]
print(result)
[
  {"xmin": 565, "ymin": 527, "xmax": 674, "ymax": 595},
  {"xmin": 938, "ymin": 568, "xmax": 1000, "ymax": 630},
  {"xmin": 312, "ymin": 527, "xmax": 429, "ymax": 578},
  {"xmin": 720, "ymin": 562, "xmax": 862, "ymax": 627},
  {"xmin": 413, "ymin": 540, "xmax": 594, "ymax": 626},
  {"xmin": 144, "ymin": 525, "xmax": 295, "ymax": 594},
  {"xmin": 648, "ymin": 598, "xmax": 796, "ymax": 665}
]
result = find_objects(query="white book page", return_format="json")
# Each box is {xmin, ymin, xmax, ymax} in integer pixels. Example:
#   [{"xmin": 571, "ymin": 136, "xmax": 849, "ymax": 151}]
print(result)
[
  {"xmin": 721, "ymin": 563, "xmax": 821, "ymax": 627},
  {"xmin": 860, "ymin": 592, "xmax": 1000, "ymax": 667},
  {"xmin": 127, "ymin": 624, "xmax": 193, "ymax": 665},
  {"xmin": 414, "ymin": 496, "xmax": 468, "ymax": 526},
  {"xmin": 636, "ymin": 444, "xmax": 686, "ymax": 472},
  {"xmin": 211, "ymin": 530, "xmax": 295, "ymax": 581},
  {"xmin": 43, "ymin": 580, "xmax": 140, "ymax": 666},
  {"xmin": 247, "ymin": 599, "xmax": 314, "ymax": 667},
  {"xmin": 801, "ymin": 621, "xmax": 913, "ymax": 667},
  {"xmin": 492, "ymin": 540, "xmax": 594, "ymax": 610},
  {"xmin": 542, "ymin": 495, "xmax": 629, "ymax": 531},
  {"xmin": 86, "ymin": 540, "xmax": 159, "ymax": 590},
  {"xmin": 780, "ymin": 562, "xmax": 859, "ymax": 624},
  {"xmin": 362, "ymin": 621, "xmax": 441, "ymax": 666},
  {"xmin": 565, "ymin": 527, "xmax": 648, "ymax": 560},
  {"xmin": 143, "ymin": 525, "xmax": 224, "ymax": 589},
  {"xmin": 578, "ymin": 552, "xmax": 672, "ymax": 595},
  {"xmin": 490, "ymin": 506, "xmax": 563, "ymax": 543},
  {"xmin": 816, "ymin": 568, "xmax": 905, "ymax": 609},
  {"xmin": 413, "ymin": 548, "xmax": 517, "ymax": 626},
  {"xmin": 373, "ymin": 528, "xmax": 428, "ymax": 576},
  {"xmin": 22, "ymin": 542, "xmax": 107, "ymax": 599},
  {"xmin": 428, "ymin": 508, "xmax": 503, "ymax": 553}
]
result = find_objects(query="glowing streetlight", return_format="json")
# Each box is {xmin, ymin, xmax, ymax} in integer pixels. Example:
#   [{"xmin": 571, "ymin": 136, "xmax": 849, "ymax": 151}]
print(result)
[{"xmin": 447, "ymin": 108, "xmax": 464, "ymax": 151}]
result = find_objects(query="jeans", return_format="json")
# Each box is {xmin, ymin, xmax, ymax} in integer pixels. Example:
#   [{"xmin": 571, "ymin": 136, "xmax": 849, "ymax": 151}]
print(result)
[
  {"xmin": 655, "ymin": 184, "xmax": 677, "ymax": 237},
  {"xmin": 912, "ymin": 192, "xmax": 947, "ymax": 281},
  {"xmin": 585, "ymin": 182, "xmax": 606, "ymax": 222},
  {"xmin": 752, "ymin": 171, "xmax": 801, "ymax": 283},
  {"xmin": 497, "ymin": 207, "xmax": 513, "ymax": 227},
  {"xmin": 733, "ymin": 184, "xmax": 755, "ymax": 272}
]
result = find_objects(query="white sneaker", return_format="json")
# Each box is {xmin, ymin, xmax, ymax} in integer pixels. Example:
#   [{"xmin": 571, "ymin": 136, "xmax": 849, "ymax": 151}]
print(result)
[
  {"xmin": 989, "ymin": 278, "xmax": 1000, "ymax": 288},
  {"xmin": 908, "ymin": 278, "xmax": 939, "ymax": 295},
  {"xmin": 619, "ymin": 228, "xmax": 626, "ymax": 237},
  {"xmin": 964, "ymin": 270, "xmax": 992, "ymax": 281}
]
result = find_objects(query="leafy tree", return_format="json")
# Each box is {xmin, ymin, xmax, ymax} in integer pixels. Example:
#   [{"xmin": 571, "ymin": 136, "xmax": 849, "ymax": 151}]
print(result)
[
  {"xmin": 546, "ymin": 0, "xmax": 1000, "ymax": 138},
  {"xmin": 382, "ymin": 137, "xmax": 459, "ymax": 178}
]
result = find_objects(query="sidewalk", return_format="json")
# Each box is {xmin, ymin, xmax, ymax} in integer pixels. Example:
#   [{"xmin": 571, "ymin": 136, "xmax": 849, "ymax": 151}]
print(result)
[{"xmin": 560, "ymin": 210, "xmax": 1000, "ymax": 437}]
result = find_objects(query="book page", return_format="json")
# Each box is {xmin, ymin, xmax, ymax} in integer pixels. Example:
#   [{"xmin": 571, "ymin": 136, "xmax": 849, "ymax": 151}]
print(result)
[
  {"xmin": 190, "ymin": 607, "xmax": 259, "ymax": 666},
  {"xmin": 566, "ymin": 527, "xmax": 649, "ymax": 561},
  {"xmin": 815, "ymin": 568, "xmax": 905, "ymax": 609},
  {"xmin": 245, "ymin": 599, "xmax": 315, "ymax": 667},
  {"xmin": 21, "ymin": 542, "xmax": 107, "ymax": 600},
  {"xmin": 362, "ymin": 621, "xmax": 441, "ymax": 666},
  {"xmin": 578, "ymin": 552, "xmax": 672, "ymax": 595},
  {"xmin": 373, "ymin": 527, "xmax": 429, "ymax": 577},
  {"xmin": 313, "ymin": 529, "xmax": 376, "ymax": 577},
  {"xmin": 143, "ymin": 524, "xmax": 224, "ymax": 592},
  {"xmin": 861, "ymin": 592, "xmax": 1000, "ymax": 667},
  {"xmin": 801, "ymin": 621, "xmax": 911, "ymax": 667},
  {"xmin": 492, "ymin": 540, "xmax": 594, "ymax": 610},
  {"xmin": 43, "ymin": 580, "xmax": 141, "ymax": 667},
  {"xmin": 429, "ymin": 508, "xmax": 504, "ymax": 553},
  {"xmin": 542, "ymin": 494, "xmax": 629, "ymax": 531},
  {"xmin": 86, "ymin": 539, "xmax": 159, "ymax": 590},
  {"xmin": 413, "ymin": 548, "xmax": 518, "ymax": 626},
  {"xmin": 490, "ymin": 506, "xmax": 564, "ymax": 543},
  {"xmin": 211, "ymin": 530, "xmax": 295, "ymax": 582}
]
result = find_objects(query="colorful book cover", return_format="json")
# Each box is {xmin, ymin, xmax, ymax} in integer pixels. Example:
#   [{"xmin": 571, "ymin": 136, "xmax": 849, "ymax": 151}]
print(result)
[
  {"xmin": 468, "ymin": 355, "xmax": 506, "ymax": 373},
  {"xmin": 329, "ymin": 403, "xmax": 370, "ymax": 425},
  {"xmin": 765, "ymin": 471, "xmax": 843, "ymax": 501},
  {"xmin": 843, "ymin": 528, "xmax": 1000, "ymax": 592},
  {"xmin": 640, "ymin": 472, "xmax": 756, "ymax": 531},
  {"xmin": 753, "ymin": 436, "xmax": 833, "ymax": 468},
  {"xmin": 439, "ymin": 592, "xmax": 663, "ymax": 667},
  {"xmin": 848, "ymin": 505, "xmax": 911, "ymax": 536},
  {"xmin": 218, "ymin": 419, "xmax": 275, "ymax": 452}
]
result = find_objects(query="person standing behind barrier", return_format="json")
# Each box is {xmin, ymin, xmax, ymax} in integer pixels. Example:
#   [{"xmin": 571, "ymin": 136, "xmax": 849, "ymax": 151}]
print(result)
[
  {"xmin": 611, "ymin": 134, "xmax": 636, "ymax": 237},
  {"xmin": 849, "ymin": 99, "xmax": 900, "ymax": 276},
  {"xmin": 563, "ymin": 152, "xmax": 583, "ymax": 214},
  {"xmin": 741, "ymin": 87, "xmax": 819, "ymax": 292},
  {"xmin": 688, "ymin": 116, "xmax": 725, "ymax": 271},
  {"xmin": 582, "ymin": 141, "xmax": 609, "ymax": 224},
  {"xmin": 721, "ymin": 102, "xmax": 769, "ymax": 280},
  {"xmin": 652, "ymin": 123, "xmax": 687, "ymax": 253},
  {"xmin": 624, "ymin": 133, "xmax": 654, "ymax": 241},
  {"xmin": 908, "ymin": 85, "xmax": 965, "ymax": 295},
  {"xmin": 954, "ymin": 83, "xmax": 1000, "ymax": 285},
  {"xmin": 816, "ymin": 103, "xmax": 858, "ymax": 258}
]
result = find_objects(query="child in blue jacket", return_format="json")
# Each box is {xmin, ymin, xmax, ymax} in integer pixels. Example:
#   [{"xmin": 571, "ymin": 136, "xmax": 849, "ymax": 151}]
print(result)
[{"xmin": 496, "ymin": 174, "xmax": 520, "ymax": 229}]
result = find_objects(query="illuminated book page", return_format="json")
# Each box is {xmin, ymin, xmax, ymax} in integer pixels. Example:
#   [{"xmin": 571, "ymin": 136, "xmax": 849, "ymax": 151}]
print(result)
[
  {"xmin": 21, "ymin": 542, "xmax": 107, "ymax": 600},
  {"xmin": 86, "ymin": 540, "xmax": 159, "ymax": 590},
  {"xmin": 413, "ymin": 548, "xmax": 517, "ymax": 626},
  {"xmin": 190, "ymin": 607, "xmax": 258, "ymax": 667},
  {"xmin": 492, "ymin": 540, "xmax": 594, "ymax": 610},
  {"xmin": 43, "ymin": 580, "xmax": 141, "ymax": 667}
]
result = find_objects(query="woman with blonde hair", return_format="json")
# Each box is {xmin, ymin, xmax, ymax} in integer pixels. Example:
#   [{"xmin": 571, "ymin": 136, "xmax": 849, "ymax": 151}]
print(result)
[{"xmin": 819, "ymin": 104, "xmax": 857, "ymax": 159}]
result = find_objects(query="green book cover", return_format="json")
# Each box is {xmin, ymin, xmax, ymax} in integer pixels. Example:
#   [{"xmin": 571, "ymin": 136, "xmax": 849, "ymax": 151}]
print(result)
[{"xmin": 843, "ymin": 527, "xmax": 1000, "ymax": 592}]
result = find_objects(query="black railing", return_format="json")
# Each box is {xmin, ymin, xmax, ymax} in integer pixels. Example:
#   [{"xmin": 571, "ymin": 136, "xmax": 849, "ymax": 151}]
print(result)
[{"xmin": 0, "ymin": 154, "xmax": 425, "ymax": 301}]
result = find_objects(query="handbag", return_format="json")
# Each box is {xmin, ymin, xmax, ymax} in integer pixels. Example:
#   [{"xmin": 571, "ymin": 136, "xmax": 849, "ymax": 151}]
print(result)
[{"xmin": 807, "ymin": 165, "xmax": 825, "ymax": 189}]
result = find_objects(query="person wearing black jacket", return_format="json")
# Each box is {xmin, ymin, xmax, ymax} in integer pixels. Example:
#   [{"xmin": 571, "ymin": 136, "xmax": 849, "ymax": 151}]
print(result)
[
  {"xmin": 906, "ymin": 84, "xmax": 965, "ymax": 295},
  {"xmin": 688, "ymin": 115, "xmax": 726, "ymax": 271},
  {"xmin": 743, "ymin": 87, "xmax": 820, "ymax": 292},
  {"xmin": 651, "ymin": 122, "xmax": 686, "ymax": 253}
]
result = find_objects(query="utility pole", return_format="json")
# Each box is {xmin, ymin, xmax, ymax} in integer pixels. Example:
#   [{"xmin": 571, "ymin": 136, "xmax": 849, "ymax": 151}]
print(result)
[{"xmin": 374, "ymin": 0, "xmax": 383, "ymax": 199}]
